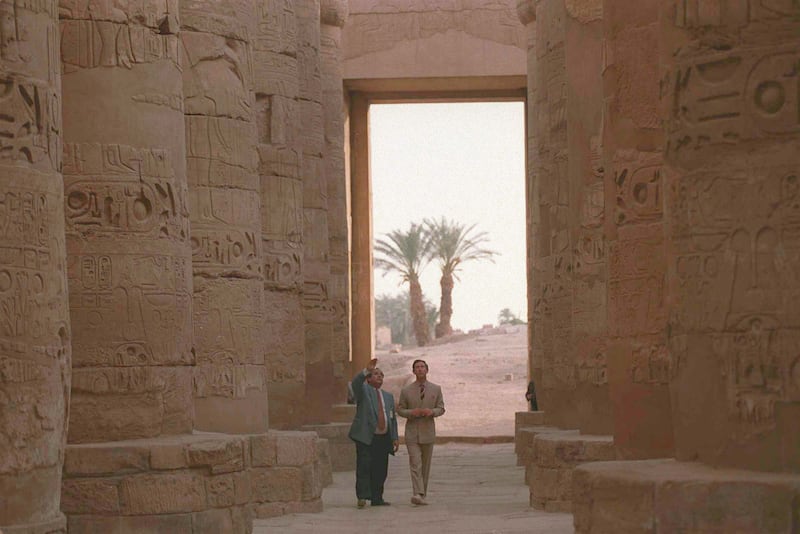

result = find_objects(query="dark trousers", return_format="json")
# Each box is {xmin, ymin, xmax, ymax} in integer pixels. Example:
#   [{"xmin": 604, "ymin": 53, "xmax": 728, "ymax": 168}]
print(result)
[{"xmin": 355, "ymin": 433, "xmax": 391, "ymax": 502}]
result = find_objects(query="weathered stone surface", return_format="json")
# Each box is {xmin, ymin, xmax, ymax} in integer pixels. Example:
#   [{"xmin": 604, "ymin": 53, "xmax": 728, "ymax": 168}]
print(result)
[
  {"xmin": 249, "ymin": 433, "xmax": 278, "ymax": 467},
  {"xmin": 60, "ymin": 480, "xmax": 120, "ymax": 515},
  {"xmin": 186, "ymin": 436, "xmax": 246, "ymax": 474},
  {"xmin": 276, "ymin": 431, "xmax": 318, "ymax": 466},
  {"xmin": 574, "ymin": 460, "xmax": 800, "ymax": 534},
  {"xmin": 250, "ymin": 467, "xmax": 304, "ymax": 502},
  {"xmin": 64, "ymin": 445, "xmax": 149, "ymax": 476},
  {"xmin": 119, "ymin": 474, "xmax": 206, "ymax": 515},
  {"xmin": 302, "ymin": 423, "xmax": 355, "ymax": 471}
]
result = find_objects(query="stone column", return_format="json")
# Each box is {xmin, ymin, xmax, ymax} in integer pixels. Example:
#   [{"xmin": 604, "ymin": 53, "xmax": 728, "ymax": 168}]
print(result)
[
  {"xmin": 180, "ymin": 0, "xmax": 268, "ymax": 434},
  {"xmin": 525, "ymin": 0, "xmax": 578, "ymax": 429},
  {"xmin": 321, "ymin": 0, "xmax": 350, "ymax": 415},
  {"xmin": 0, "ymin": 3, "xmax": 70, "ymax": 532},
  {"xmin": 662, "ymin": 0, "xmax": 800, "ymax": 472},
  {"xmin": 60, "ymin": 0, "xmax": 193, "ymax": 445},
  {"xmin": 564, "ymin": 0, "xmax": 611, "ymax": 435},
  {"xmin": 603, "ymin": 0, "xmax": 672, "ymax": 459},
  {"xmin": 254, "ymin": 0, "xmax": 306, "ymax": 430},
  {"xmin": 297, "ymin": 0, "xmax": 334, "ymax": 425}
]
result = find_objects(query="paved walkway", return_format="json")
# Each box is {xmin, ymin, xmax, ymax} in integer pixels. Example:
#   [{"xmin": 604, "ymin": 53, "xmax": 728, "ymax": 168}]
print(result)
[{"xmin": 253, "ymin": 443, "xmax": 573, "ymax": 533}]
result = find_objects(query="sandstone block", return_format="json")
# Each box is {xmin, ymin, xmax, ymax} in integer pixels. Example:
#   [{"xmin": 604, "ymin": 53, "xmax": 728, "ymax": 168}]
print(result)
[
  {"xmin": 302, "ymin": 464, "xmax": 323, "ymax": 501},
  {"xmin": 573, "ymin": 460, "xmax": 800, "ymax": 534},
  {"xmin": 250, "ymin": 467, "xmax": 303, "ymax": 503},
  {"xmin": 61, "ymin": 479, "xmax": 120, "ymax": 515},
  {"xmin": 186, "ymin": 437, "xmax": 245, "ymax": 474},
  {"xmin": 233, "ymin": 471, "xmax": 252, "ymax": 505},
  {"xmin": 119, "ymin": 474, "xmax": 206, "ymax": 515},
  {"xmin": 276, "ymin": 431, "xmax": 318, "ymax": 466},
  {"xmin": 149, "ymin": 442, "xmax": 189, "ymax": 470},
  {"xmin": 64, "ymin": 444, "xmax": 149, "ymax": 476},
  {"xmin": 205, "ymin": 474, "xmax": 236, "ymax": 508},
  {"xmin": 316, "ymin": 438, "xmax": 334, "ymax": 487},
  {"xmin": 535, "ymin": 433, "xmax": 615, "ymax": 469},
  {"xmin": 249, "ymin": 434, "xmax": 278, "ymax": 467}
]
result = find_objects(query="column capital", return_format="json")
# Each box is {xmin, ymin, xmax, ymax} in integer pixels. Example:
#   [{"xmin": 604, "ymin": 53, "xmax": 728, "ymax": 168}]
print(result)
[
  {"xmin": 321, "ymin": 0, "xmax": 349, "ymax": 27},
  {"xmin": 517, "ymin": 0, "xmax": 537, "ymax": 25}
]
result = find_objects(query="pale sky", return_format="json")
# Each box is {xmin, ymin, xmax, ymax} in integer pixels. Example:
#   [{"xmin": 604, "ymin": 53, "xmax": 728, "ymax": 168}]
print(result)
[{"xmin": 369, "ymin": 102, "xmax": 527, "ymax": 332}]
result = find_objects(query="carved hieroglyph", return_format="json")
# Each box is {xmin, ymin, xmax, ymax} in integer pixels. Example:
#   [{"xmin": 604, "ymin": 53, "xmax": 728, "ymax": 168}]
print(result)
[
  {"xmin": 662, "ymin": 0, "xmax": 800, "ymax": 471},
  {"xmin": 180, "ymin": 0, "xmax": 269, "ymax": 434},
  {"xmin": 254, "ymin": 0, "xmax": 306, "ymax": 429},
  {"xmin": 0, "ymin": 2, "xmax": 70, "ymax": 531},
  {"xmin": 61, "ymin": 0, "xmax": 195, "ymax": 443}
]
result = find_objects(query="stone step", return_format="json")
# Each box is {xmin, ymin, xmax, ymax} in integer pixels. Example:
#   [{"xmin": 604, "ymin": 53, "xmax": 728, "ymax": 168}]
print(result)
[
  {"xmin": 573, "ymin": 459, "xmax": 800, "ymax": 533},
  {"xmin": 529, "ymin": 433, "xmax": 616, "ymax": 513}
]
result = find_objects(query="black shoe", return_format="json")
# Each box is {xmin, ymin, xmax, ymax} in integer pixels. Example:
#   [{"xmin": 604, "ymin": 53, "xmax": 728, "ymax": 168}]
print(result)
[{"xmin": 371, "ymin": 500, "xmax": 391, "ymax": 506}]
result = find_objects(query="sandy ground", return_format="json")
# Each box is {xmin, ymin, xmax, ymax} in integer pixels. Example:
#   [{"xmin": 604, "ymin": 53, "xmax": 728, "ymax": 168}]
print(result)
[{"xmin": 372, "ymin": 326, "xmax": 529, "ymax": 438}]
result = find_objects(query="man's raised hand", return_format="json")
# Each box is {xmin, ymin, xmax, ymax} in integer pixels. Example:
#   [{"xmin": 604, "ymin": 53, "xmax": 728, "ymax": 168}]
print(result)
[{"xmin": 367, "ymin": 358, "xmax": 378, "ymax": 371}]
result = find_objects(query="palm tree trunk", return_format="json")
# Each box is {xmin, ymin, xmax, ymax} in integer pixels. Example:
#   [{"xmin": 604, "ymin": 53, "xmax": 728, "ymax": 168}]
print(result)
[
  {"xmin": 409, "ymin": 279, "xmax": 430, "ymax": 346},
  {"xmin": 435, "ymin": 272, "xmax": 454, "ymax": 338}
]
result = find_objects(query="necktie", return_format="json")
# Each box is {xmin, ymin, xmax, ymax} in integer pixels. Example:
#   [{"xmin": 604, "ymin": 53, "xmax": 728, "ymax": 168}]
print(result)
[
  {"xmin": 419, "ymin": 383, "xmax": 425, "ymax": 403},
  {"xmin": 376, "ymin": 389, "xmax": 386, "ymax": 433}
]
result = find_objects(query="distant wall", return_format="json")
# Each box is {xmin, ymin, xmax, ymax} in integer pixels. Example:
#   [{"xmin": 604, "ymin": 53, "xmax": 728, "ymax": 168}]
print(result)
[{"xmin": 343, "ymin": 0, "xmax": 527, "ymax": 81}]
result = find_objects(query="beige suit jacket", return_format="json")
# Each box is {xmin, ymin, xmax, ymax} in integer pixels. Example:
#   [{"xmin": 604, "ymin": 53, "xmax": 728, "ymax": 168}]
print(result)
[{"xmin": 397, "ymin": 380, "xmax": 445, "ymax": 444}]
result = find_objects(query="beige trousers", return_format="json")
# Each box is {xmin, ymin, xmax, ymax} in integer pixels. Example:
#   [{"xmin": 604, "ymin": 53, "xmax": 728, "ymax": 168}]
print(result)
[{"xmin": 406, "ymin": 442, "xmax": 434, "ymax": 496}]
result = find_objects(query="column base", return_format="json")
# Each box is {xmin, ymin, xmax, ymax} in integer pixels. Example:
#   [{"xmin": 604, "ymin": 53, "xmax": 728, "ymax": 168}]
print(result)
[
  {"xmin": 530, "ymin": 432, "xmax": 616, "ymax": 513},
  {"xmin": 514, "ymin": 410, "xmax": 547, "ymax": 462},
  {"xmin": 573, "ymin": 459, "xmax": 800, "ymax": 533},
  {"xmin": 330, "ymin": 403, "xmax": 356, "ymax": 423},
  {"xmin": 63, "ymin": 431, "xmax": 326, "ymax": 532},
  {"xmin": 301, "ymin": 423, "xmax": 355, "ymax": 471}
]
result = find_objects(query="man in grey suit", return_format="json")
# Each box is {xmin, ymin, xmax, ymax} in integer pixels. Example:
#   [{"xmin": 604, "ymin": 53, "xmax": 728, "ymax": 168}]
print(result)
[
  {"xmin": 348, "ymin": 358, "xmax": 399, "ymax": 508},
  {"xmin": 397, "ymin": 359, "xmax": 445, "ymax": 506}
]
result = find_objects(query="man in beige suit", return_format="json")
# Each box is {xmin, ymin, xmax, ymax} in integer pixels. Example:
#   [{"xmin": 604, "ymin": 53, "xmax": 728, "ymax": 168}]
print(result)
[{"xmin": 397, "ymin": 359, "xmax": 445, "ymax": 506}]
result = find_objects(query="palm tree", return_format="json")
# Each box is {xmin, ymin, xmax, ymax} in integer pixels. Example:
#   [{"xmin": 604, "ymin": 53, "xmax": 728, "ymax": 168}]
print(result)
[
  {"xmin": 425, "ymin": 218, "xmax": 497, "ymax": 338},
  {"xmin": 374, "ymin": 224, "xmax": 433, "ymax": 346}
]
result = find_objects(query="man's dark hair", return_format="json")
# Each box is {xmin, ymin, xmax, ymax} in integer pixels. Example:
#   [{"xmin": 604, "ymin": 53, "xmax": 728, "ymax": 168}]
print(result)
[{"xmin": 412, "ymin": 359, "xmax": 428, "ymax": 371}]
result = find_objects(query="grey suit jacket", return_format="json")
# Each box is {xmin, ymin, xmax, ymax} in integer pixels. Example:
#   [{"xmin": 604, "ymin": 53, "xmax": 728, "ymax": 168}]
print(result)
[
  {"xmin": 397, "ymin": 380, "xmax": 445, "ymax": 444},
  {"xmin": 348, "ymin": 369, "xmax": 399, "ymax": 447}
]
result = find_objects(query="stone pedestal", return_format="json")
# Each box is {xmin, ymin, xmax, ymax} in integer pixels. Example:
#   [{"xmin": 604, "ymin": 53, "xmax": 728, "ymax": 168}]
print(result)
[
  {"xmin": 513, "ymin": 411, "xmax": 546, "ymax": 463},
  {"xmin": 529, "ymin": 433, "xmax": 615, "ymax": 513},
  {"xmin": 302, "ymin": 423, "xmax": 355, "ymax": 472},
  {"xmin": 62, "ymin": 431, "xmax": 326, "ymax": 532},
  {"xmin": 573, "ymin": 460, "xmax": 800, "ymax": 533},
  {"xmin": 517, "ymin": 425, "xmax": 574, "ymax": 468}
]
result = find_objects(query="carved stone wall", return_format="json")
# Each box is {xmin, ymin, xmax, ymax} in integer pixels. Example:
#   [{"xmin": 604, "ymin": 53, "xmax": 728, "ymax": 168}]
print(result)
[
  {"xmin": 60, "ymin": 0, "xmax": 194, "ymax": 444},
  {"xmin": 603, "ymin": 0, "xmax": 672, "ymax": 459},
  {"xmin": 254, "ymin": 0, "xmax": 307, "ymax": 429},
  {"xmin": 180, "ymin": 0, "xmax": 269, "ymax": 435},
  {"xmin": 320, "ymin": 0, "xmax": 350, "ymax": 410},
  {"xmin": 662, "ymin": 0, "xmax": 800, "ymax": 472},
  {"xmin": 0, "ymin": 2, "xmax": 70, "ymax": 532}
]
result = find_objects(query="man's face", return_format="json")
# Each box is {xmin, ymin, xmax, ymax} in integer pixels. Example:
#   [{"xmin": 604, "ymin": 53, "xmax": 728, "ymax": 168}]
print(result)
[
  {"xmin": 367, "ymin": 369, "xmax": 384, "ymax": 389},
  {"xmin": 413, "ymin": 361, "xmax": 428, "ymax": 380}
]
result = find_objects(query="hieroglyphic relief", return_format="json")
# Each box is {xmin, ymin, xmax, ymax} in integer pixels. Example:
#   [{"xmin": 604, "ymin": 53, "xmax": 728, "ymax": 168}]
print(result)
[
  {"xmin": 674, "ymin": 0, "xmax": 800, "ymax": 27},
  {"xmin": 665, "ymin": 48, "xmax": 800, "ymax": 160},
  {"xmin": 60, "ymin": 0, "xmax": 182, "ymax": 73}
]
